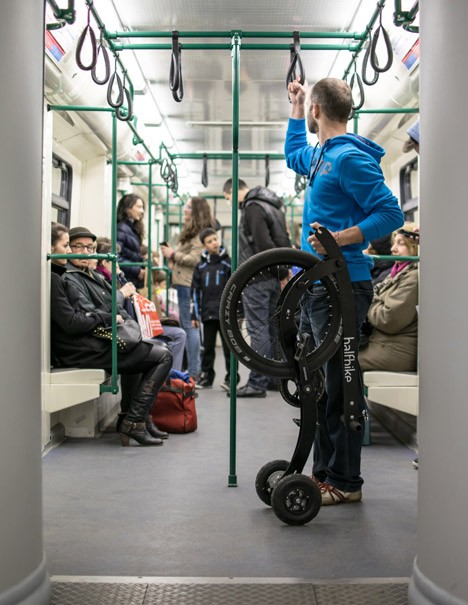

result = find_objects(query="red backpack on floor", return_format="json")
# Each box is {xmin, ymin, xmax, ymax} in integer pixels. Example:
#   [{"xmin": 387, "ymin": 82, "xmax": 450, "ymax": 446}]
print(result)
[{"xmin": 151, "ymin": 377, "xmax": 198, "ymax": 433}]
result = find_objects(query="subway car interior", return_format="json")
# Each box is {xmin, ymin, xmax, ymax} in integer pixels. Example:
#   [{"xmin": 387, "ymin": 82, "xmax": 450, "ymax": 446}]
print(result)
[{"xmin": 2, "ymin": 1, "xmax": 468, "ymax": 604}]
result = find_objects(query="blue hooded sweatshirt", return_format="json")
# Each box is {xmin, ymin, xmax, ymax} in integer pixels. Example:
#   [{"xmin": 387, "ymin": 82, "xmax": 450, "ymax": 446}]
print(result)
[{"xmin": 285, "ymin": 118, "xmax": 404, "ymax": 282}]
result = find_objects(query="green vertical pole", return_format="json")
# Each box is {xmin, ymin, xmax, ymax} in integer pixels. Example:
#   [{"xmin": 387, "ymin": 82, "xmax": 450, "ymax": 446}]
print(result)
[
  {"xmin": 110, "ymin": 111, "xmax": 118, "ymax": 393},
  {"xmin": 164, "ymin": 186, "xmax": 170, "ymax": 242},
  {"xmin": 353, "ymin": 113, "xmax": 359, "ymax": 134},
  {"xmin": 290, "ymin": 204, "xmax": 295, "ymax": 246},
  {"xmin": 147, "ymin": 163, "xmax": 153, "ymax": 300},
  {"xmin": 228, "ymin": 32, "xmax": 241, "ymax": 487}
]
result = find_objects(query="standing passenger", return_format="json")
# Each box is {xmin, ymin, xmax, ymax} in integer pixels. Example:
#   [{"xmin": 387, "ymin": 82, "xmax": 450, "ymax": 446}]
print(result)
[
  {"xmin": 117, "ymin": 194, "xmax": 146, "ymax": 289},
  {"xmin": 222, "ymin": 178, "xmax": 291, "ymax": 398},
  {"xmin": 190, "ymin": 228, "xmax": 233, "ymax": 390},
  {"xmin": 285, "ymin": 77, "xmax": 404, "ymax": 505},
  {"xmin": 160, "ymin": 197, "xmax": 216, "ymax": 384}
]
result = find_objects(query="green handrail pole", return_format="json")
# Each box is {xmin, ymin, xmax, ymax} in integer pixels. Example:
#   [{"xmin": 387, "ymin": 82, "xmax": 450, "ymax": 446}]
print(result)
[
  {"xmin": 165, "ymin": 186, "xmax": 170, "ymax": 242},
  {"xmin": 147, "ymin": 163, "xmax": 153, "ymax": 300},
  {"xmin": 108, "ymin": 30, "xmax": 365, "ymax": 40},
  {"xmin": 113, "ymin": 42, "xmax": 359, "ymax": 52},
  {"xmin": 228, "ymin": 32, "xmax": 241, "ymax": 488},
  {"xmin": 110, "ymin": 111, "xmax": 118, "ymax": 394},
  {"xmin": 353, "ymin": 113, "xmax": 359, "ymax": 134}
]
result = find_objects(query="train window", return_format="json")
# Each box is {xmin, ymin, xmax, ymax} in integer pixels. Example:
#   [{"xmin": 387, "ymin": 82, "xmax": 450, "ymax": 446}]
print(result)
[
  {"xmin": 51, "ymin": 154, "xmax": 72, "ymax": 226},
  {"xmin": 399, "ymin": 157, "xmax": 418, "ymax": 221}
]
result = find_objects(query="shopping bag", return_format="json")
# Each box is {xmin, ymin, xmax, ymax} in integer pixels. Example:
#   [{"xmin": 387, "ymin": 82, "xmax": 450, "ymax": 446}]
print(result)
[
  {"xmin": 133, "ymin": 292, "xmax": 163, "ymax": 338},
  {"xmin": 151, "ymin": 377, "xmax": 198, "ymax": 433}
]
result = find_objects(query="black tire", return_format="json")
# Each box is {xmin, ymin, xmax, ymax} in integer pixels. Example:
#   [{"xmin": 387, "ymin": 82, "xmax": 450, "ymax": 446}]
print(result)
[
  {"xmin": 271, "ymin": 474, "xmax": 321, "ymax": 525},
  {"xmin": 255, "ymin": 459, "xmax": 290, "ymax": 506},
  {"xmin": 220, "ymin": 248, "xmax": 342, "ymax": 378}
]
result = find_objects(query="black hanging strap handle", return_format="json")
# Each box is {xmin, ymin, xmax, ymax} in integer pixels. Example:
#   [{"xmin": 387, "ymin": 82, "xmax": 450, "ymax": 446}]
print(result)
[
  {"xmin": 370, "ymin": 9, "xmax": 394, "ymax": 73},
  {"xmin": 107, "ymin": 58, "xmax": 124, "ymax": 108},
  {"xmin": 264, "ymin": 155, "xmax": 270, "ymax": 188},
  {"xmin": 201, "ymin": 154, "xmax": 208, "ymax": 188},
  {"xmin": 169, "ymin": 31, "xmax": 184, "ymax": 102},
  {"xmin": 75, "ymin": 7, "xmax": 97, "ymax": 71},
  {"xmin": 350, "ymin": 68, "xmax": 365, "ymax": 111},
  {"xmin": 361, "ymin": 30, "xmax": 380, "ymax": 86},
  {"xmin": 116, "ymin": 75, "xmax": 134, "ymax": 122},
  {"xmin": 286, "ymin": 31, "xmax": 305, "ymax": 100},
  {"xmin": 91, "ymin": 30, "xmax": 110, "ymax": 85}
]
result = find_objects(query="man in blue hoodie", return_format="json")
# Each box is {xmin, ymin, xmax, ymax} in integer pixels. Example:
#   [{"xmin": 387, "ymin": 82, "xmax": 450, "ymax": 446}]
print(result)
[{"xmin": 285, "ymin": 77, "xmax": 404, "ymax": 505}]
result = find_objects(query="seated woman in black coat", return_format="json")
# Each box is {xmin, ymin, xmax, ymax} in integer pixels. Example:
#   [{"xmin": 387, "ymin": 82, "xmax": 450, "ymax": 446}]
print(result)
[{"xmin": 50, "ymin": 222, "xmax": 172, "ymax": 447}]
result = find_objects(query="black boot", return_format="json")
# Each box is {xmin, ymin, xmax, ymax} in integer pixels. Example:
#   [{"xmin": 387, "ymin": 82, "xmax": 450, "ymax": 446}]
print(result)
[
  {"xmin": 146, "ymin": 416, "xmax": 169, "ymax": 439},
  {"xmin": 119, "ymin": 418, "xmax": 164, "ymax": 447},
  {"xmin": 116, "ymin": 412, "xmax": 126, "ymax": 434}
]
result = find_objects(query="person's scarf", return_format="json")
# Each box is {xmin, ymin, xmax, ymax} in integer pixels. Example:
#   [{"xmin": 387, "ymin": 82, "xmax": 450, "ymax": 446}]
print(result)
[{"xmin": 390, "ymin": 261, "xmax": 410, "ymax": 279}]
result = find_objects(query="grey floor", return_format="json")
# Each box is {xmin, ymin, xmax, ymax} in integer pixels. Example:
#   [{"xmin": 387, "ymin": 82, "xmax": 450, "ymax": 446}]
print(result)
[{"xmin": 43, "ymin": 357, "xmax": 417, "ymax": 581}]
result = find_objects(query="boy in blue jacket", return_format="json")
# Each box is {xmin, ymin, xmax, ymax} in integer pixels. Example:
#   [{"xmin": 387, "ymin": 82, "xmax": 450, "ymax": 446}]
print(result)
[
  {"xmin": 285, "ymin": 77, "xmax": 404, "ymax": 505},
  {"xmin": 191, "ymin": 228, "xmax": 234, "ymax": 390}
]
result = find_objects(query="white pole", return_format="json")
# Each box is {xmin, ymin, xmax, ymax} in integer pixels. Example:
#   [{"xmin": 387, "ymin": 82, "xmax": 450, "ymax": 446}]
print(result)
[
  {"xmin": 409, "ymin": 2, "xmax": 468, "ymax": 604},
  {"xmin": 0, "ymin": 1, "xmax": 50, "ymax": 603}
]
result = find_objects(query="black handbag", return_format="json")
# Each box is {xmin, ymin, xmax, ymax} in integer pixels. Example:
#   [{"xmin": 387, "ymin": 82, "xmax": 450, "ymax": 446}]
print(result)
[{"xmin": 92, "ymin": 319, "xmax": 142, "ymax": 353}]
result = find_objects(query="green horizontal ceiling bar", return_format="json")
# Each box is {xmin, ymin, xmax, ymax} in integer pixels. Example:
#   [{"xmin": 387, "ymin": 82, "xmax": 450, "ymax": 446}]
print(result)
[
  {"xmin": 131, "ymin": 182, "xmax": 167, "ymax": 187},
  {"xmin": 171, "ymin": 152, "xmax": 285, "ymax": 160},
  {"xmin": 116, "ymin": 160, "xmax": 155, "ymax": 165},
  {"xmin": 342, "ymin": 0, "xmax": 386, "ymax": 81},
  {"xmin": 355, "ymin": 107, "xmax": 419, "ymax": 114},
  {"xmin": 112, "ymin": 42, "xmax": 360, "ymax": 51},
  {"xmin": 48, "ymin": 104, "xmax": 113, "ymax": 112},
  {"xmin": 108, "ymin": 30, "xmax": 365, "ymax": 40}
]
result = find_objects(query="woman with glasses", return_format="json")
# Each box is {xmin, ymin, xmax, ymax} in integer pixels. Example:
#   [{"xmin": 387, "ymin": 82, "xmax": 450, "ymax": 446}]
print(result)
[
  {"xmin": 50, "ymin": 222, "xmax": 172, "ymax": 447},
  {"xmin": 160, "ymin": 197, "xmax": 217, "ymax": 384},
  {"xmin": 116, "ymin": 194, "xmax": 146, "ymax": 289}
]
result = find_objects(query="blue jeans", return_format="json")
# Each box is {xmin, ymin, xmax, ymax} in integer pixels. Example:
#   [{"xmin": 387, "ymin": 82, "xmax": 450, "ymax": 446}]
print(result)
[
  {"xmin": 155, "ymin": 325, "xmax": 186, "ymax": 372},
  {"xmin": 175, "ymin": 285, "xmax": 201, "ymax": 377},
  {"xmin": 242, "ymin": 278, "xmax": 279, "ymax": 390},
  {"xmin": 300, "ymin": 280, "xmax": 373, "ymax": 492}
]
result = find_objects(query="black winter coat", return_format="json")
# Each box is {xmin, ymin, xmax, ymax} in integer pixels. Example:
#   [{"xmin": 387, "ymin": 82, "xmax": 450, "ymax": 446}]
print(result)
[
  {"xmin": 190, "ymin": 248, "xmax": 231, "ymax": 322},
  {"xmin": 117, "ymin": 219, "xmax": 144, "ymax": 288},
  {"xmin": 50, "ymin": 264, "xmax": 151, "ymax": 370},
  {"xmin": 238, "ymin": 186, "xmax": 291, "ymax": 267}
]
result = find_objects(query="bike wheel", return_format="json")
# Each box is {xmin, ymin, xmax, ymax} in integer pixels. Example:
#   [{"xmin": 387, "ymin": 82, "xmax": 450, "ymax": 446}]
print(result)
[{"xmin": 220, "ymin": 248, "xmax": 342, "ymax": 379}]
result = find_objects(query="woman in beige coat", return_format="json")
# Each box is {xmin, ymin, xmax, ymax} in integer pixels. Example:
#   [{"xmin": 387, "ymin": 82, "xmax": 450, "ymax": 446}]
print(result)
[
  {"xmin": 160, "ymin": 197, "xmax": 216, "ymax": 381},
  {"xmin": 359, "ymin": 224, "xmax": 419, "ymax": 372}
]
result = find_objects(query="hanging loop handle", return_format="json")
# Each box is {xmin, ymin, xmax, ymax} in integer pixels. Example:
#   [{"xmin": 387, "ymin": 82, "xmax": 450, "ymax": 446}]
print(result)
[
  {"xmin": 107, "ymin": 59, "xmax": 124, "ymax": 108},
  {"xmin": 169, "ymin": 31, "xmax": 184, "ymax": 102},
  {"xmin": 265, "ymin": 155, "xmax": 270, "ymax": 188},
  {"xmin": 286, "ymin": 31, "xmax": 305, "ymax": 101},
  {"xmin": 370, "ymin": 10, "xmax": 394, "ymax": 73},
  {"xmin": 201, "ymin": 154, "xmax": 208, "ymax": 188},
  {"xmin": 361, "ymin": 31, "xmax": 380, "ymax": 86},
  {"xmin": 91, "ymin": 30, "xmax": 110, "ymax": 85},
  {"xmin": 116, "ymin": 75, "xmax": 133, "ymax": 122},
  {"xmin": 75, "ymin": 8, "xmax": 97, "ymax": 71},
  {"xmin": 350, "ymin": 68, "xmax": 365, "ymax": 111}
]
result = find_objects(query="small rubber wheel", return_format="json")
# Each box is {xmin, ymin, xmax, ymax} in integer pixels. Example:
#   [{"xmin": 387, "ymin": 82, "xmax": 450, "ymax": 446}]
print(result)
[
  {"xmin": 271, "ymin": 474, "xmax": 321, "ymax": 525},
  {"xmin": 255, "ymin": 459, "xmax": 290, "ymax": 506}
]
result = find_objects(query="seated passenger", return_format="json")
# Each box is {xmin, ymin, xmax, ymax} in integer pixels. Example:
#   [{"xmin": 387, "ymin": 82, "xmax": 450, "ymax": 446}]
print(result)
[
  {"xmin": 94, "ymin": 239, "xmax": 186, "ymax": 372},
  {"xmin": 50, "ymin": 223, "xmax": 172, "ymax": 446},
  {"xmin": 359, "ymin": 223, "xmax": 419, "ymax": 372},
  {"xmin": 367, "ymin": 234, "xmax": 394, "ymax": 285}
]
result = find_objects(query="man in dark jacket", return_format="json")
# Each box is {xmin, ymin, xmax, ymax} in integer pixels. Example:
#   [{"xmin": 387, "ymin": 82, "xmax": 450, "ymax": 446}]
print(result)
[{"xmin": 223, "ymin": 179, "xmax": 292, "ymax": 397}]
